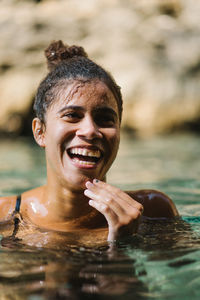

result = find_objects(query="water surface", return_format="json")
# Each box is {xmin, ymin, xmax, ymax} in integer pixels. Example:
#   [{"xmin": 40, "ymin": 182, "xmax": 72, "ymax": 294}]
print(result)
[{"xmin": 0, "ymin": 133, "xmax": 200, "ymax": 299}]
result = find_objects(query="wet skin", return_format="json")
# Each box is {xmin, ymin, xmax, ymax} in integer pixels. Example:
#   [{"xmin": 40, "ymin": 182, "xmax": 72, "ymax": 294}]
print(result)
[{"xmin": 0, "ymin": 79, "xmax": 178, "ymax": 245}]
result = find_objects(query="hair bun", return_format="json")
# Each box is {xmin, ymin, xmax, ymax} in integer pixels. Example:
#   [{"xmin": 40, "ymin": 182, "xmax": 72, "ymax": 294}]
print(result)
[{"xmin": 45, "ymin": 40, "xmax": 88, "ymax": 71}]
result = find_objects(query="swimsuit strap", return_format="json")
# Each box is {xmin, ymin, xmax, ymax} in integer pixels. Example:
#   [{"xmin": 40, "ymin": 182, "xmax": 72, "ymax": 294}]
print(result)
[
  {"xmin": 15, "ymin": 195, "xmax": 21, "ymax": 213},
  {"xmin": 12, "ymin": 195, "xmax": 22, "ymax": 238}
]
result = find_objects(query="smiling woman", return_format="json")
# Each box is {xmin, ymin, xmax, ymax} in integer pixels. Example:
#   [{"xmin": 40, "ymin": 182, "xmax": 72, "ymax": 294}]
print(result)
[{"xmin": 0, "ymin": 40, "xmax": 178, "ymax": 247}]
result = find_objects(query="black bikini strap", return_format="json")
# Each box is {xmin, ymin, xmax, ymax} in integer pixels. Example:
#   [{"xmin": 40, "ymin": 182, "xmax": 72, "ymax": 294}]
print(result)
[
  {"xmin": 12, "ymin": 195, "xmax": 22, "ymax": 238},
  {"xmin": 15, "ymin": 195, "xmax": 21, "ymax": 213}
]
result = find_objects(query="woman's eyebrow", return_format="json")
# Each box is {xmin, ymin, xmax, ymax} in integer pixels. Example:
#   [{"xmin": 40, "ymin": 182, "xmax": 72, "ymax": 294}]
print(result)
[{"xmin": 57, "ymin": 105, "xmax": 85, "ymax": 114}]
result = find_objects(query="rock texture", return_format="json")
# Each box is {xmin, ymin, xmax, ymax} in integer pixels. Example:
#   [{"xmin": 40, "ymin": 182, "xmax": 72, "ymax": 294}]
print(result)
[{"xmin": 1, "ymin": 0, "xmax": 200, "ymax": 136}]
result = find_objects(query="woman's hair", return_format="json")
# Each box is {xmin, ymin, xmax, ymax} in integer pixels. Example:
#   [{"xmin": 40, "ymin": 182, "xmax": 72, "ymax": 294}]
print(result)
[{"xmin": 34, "ymin": 40, "xmax": 123, "ymax": 123}]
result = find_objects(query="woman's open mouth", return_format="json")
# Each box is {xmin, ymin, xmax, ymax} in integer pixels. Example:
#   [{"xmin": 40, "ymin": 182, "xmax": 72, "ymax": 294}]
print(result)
[{"xmin": 67, "ymin": 147, "xmax": 102, "ymax": 168}]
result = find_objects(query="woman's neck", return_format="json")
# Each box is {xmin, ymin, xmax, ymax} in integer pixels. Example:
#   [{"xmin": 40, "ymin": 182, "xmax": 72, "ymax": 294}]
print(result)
[
  {"xmin": 24, "ymin": 183, "xmax": 103, "ymax": 231},
  {"xmin": 43, "ymin": 183, "xmax": 93, "ymax": 222}
]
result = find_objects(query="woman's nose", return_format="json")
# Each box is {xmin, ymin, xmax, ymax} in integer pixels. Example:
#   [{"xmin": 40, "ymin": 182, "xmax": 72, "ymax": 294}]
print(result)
[{"xmin": 76, "ymin": 116, "xmax": 102, "ymax": 139}]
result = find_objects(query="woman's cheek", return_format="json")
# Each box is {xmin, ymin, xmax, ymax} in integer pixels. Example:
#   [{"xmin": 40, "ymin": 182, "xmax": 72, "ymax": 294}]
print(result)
[{"xmin": 106, "ymin": 129, "xmax": 120, "ymax": 162}]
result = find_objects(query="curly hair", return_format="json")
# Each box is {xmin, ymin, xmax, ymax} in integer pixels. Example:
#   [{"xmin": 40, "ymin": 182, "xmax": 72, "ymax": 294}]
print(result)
[{"xmin": 34, "ymin": 40, "xmax": 123, "ymax": 123}]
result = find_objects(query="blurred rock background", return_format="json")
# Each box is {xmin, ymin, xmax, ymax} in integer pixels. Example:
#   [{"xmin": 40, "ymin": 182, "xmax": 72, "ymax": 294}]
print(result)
[{"xmin": 0, "ymin": 0, "xmax": 200, "ymax": 137}]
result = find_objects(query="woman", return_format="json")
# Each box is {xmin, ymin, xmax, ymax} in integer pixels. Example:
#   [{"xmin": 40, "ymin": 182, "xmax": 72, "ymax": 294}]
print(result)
[{"xmin": 0, "ymin": 40, "xmax": 178, "ymax": 247}]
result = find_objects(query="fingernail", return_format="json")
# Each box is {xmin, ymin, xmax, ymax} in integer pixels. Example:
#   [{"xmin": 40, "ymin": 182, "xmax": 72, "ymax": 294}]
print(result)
[
  {"xmin": 84, "ymin": 189, "xmax": 89, "ymax": 197},
  {"xmin": 85, "ymin": 181, "xmax": 93, "ymax": 188},
  {"xmin": 89, "ymin": 200, "xmax": 93, "ymax": 206}
]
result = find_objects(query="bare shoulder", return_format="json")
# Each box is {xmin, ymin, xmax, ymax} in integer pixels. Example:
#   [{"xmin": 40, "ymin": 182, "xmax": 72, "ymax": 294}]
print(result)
[
  {"xmin": 20, "ymin": 185, "xmax": 46, "ymax": 212},
  {"xmin": 0, "ymin": 195, "xmax": 17, "ymax": 221},
  {"xmin": 0, "ymin": 186, "xmax": 45, "ymax": 221},
  {"xmin": 126, "ymin": 189, "xmax": 179, "ymax": 218}
]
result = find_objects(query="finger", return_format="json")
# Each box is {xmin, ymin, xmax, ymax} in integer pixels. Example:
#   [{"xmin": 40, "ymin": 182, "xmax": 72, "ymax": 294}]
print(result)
[
  {"xmin": 88, "ymin": 180, "xmax": 144, "ymax": 214},
  {"xmin": 85, "ymin": 188, "xmax": 142, "ymax": 227},
  {"xmin": 92, "ymin": 179, "xmax": 138, "ymax": 205},
  {"xmin": 84, "ymin": 188, "xmax": 127, "ymax": 217},
  {"xmin": 88, "ymin": 200, "xmax": 121, "ymax": 242},
  {"xmin": 89, "ymin": 199, "xmax": 141, "ymax": 241},
  {"xmin": 88, "ymin": 200, "xmax": 118, "ymax": 226},
  {"xmin": 86, "ymin": 181, "xmax": 143, "ymax": 217},
  {"xmin": 86, "ymin": 181, "xmax": 119, "ymax": 202},
  {"xmin": 84, "ymin": 186, "xmax": 102, "ymax": 202},
  {"xmin": 94, "ymin": 180, "xmax": 144, "ymax": 213}
]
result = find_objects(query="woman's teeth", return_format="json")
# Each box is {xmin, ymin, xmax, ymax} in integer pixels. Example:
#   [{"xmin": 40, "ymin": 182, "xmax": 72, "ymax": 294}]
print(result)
[
  {"xmin": 72, "ymin": 158, "xmax": 96, "ymax": 165},
  {"xmin": 67, "ymin": 147, "xmax": 101, "ymax": 165},
  {"xmin": 69, "ymin": 148, "xmax": 101, "ymax": 158}
]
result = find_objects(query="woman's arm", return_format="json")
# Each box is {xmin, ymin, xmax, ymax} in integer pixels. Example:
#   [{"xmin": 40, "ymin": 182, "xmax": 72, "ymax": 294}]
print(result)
[
  {"xmin": 126, "ymin": 189, "xmax": 178, "ymax": 218},
  {"xmin": 84, "ymin": 180, "xmax": 178, "ymax": 242}
]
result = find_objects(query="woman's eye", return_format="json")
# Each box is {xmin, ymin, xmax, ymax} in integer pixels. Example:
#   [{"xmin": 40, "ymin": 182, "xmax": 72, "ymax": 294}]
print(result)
[
  {"xmin": 96, "ymin": 115, "xmax": 116, "ymax": 127},
  {"xmin": 62, "ymin": 112, "xmax": 81, "ymax": 121}
]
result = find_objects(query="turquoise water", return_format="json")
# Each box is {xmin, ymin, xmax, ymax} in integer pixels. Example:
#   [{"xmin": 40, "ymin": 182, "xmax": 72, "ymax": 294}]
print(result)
[{"xmin": 0, "ymin": 133, "xmax": 200, "ymax": 299}]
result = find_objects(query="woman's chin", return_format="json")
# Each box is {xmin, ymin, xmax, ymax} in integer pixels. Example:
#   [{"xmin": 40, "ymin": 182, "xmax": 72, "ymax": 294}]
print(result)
[{"xmin": 65, "ymin": 174, "xmax": 95, "ymax": 191}]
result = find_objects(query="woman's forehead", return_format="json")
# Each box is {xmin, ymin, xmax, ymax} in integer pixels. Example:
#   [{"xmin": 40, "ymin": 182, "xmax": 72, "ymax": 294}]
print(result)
[{"xmin": 53, "ymin": 79, "xmax": 118, "ymax": 109}]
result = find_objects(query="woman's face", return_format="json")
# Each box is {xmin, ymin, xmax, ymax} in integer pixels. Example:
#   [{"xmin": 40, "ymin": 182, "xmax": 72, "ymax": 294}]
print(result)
[{"xmin": 37, "ymin": 79, "xmax": 120, "ymax": 190}]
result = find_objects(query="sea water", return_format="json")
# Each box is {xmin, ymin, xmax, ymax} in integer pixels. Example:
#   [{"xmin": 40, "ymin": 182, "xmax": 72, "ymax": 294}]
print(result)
[{"xmin": 0, "ymin": 133, "xmax": 200, "ymax": 299}]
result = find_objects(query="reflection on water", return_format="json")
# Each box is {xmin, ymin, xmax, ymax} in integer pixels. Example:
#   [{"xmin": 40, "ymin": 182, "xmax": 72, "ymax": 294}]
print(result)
[{"xmin": 0, "ymin": 133, "xmax": 200, "ymax": 299}]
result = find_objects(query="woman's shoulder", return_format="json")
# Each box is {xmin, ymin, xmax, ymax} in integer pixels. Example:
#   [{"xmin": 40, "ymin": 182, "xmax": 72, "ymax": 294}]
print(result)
[
  {"xmin": 21, "ymin": 185, "xmax": 45, "ymax": 198},
  {"xmin": 126, "ymin": 189, "xmax": 179, "ymax": 218},
  {"xmin": 0, "ymin": 186, "xmax": 45, "ymax": 221}
]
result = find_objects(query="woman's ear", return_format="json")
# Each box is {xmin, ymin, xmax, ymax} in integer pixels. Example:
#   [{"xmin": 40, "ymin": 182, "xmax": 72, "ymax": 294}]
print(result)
[{"xmin": 32, "ymin": 118, "xmax": 46, "ymax": 148}]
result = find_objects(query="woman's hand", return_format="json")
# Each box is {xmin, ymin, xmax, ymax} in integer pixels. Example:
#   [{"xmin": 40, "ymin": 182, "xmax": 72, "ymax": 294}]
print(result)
[{"xmin": 84, "ymin": 179, "xmax": 144, "ymax": 242}]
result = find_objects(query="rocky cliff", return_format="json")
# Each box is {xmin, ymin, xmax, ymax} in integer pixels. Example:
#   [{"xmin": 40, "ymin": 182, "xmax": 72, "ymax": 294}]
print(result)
[{"xmin": 1, "ymin": 0, "xmax": 200, "ymax": 136}]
